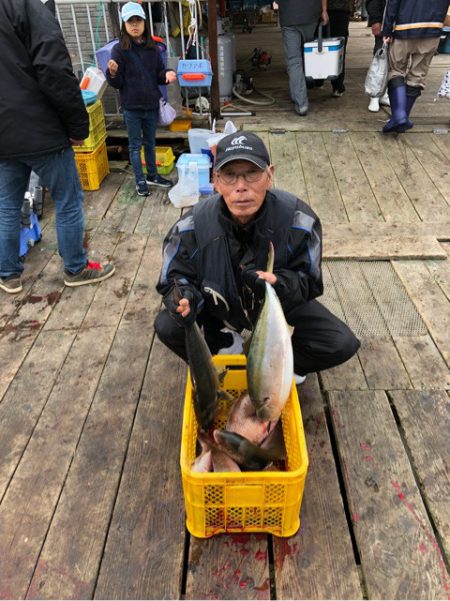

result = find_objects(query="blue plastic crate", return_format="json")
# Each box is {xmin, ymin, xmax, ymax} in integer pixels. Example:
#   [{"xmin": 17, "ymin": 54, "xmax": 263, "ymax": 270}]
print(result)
[
  {"xmin": 177, "ymin": 59, "xmax": 212, "ymax": 88},
  {"xmin": 438, "ymin": 28, "xmax": 450, "ymax": 54}
]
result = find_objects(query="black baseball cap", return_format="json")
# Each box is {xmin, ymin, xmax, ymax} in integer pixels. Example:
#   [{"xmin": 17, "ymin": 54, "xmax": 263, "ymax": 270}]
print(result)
[{"xmin": 214, "ymin": 132, "xmax": 271, "ymax": 171}]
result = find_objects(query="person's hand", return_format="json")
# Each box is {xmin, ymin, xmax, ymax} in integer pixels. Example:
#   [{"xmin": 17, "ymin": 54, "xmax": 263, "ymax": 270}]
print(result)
[
  {"xmin": 108, "ymin": 59, "xmax": 119, "ymax": 77},
  {"xmin": 255, "ymin": 271, "xmax": 277, "ymax": 285},
  {"xmin": 383, "ymin": 36, "xmax": 392, "ymax": 44},
  {"xmin": 164, "ymin": 288, "xmax": 198, "ymax": 326},
  {"xmin": 321, "ymin": 10, "xmax": 329, "ymax": 25},
  {"xmin": 242, "ymin": 267, "xmax": 277, "ymax": 300},
  {"xmin": 70, "ymin": 138, "xmax": 84, "ymax": 146},
  {"xmin": 372, "ymin": 22, "xmax": 382, "ymax": 37},
  {"xmin": 165, "ymin": 70, "xmax": 177, "ymax": 84}
]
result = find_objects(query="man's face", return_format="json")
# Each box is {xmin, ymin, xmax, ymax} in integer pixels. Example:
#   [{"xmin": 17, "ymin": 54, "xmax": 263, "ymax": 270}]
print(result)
[{"xmin": 213, "ymin": 160, "xmax": 273, "ymax": 225}]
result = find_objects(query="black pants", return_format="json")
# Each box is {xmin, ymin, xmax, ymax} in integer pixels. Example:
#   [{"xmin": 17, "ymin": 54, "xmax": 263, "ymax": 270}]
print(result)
[
  {"xmin": 154, "ymin": 299, "xmax": 360, "ymax": 376},
  {"xmin": 327, "ymin": 10, "xmax": 350, "ymax": 93}
]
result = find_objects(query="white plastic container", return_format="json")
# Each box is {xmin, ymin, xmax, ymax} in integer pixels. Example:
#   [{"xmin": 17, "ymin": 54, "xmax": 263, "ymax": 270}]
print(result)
[
  {"xmin": 188, "ymin": 129, "xmax": 213, "ymax": 154},
  {"xmin": 303, "ymin": 36, "xmax": 344, "ymax": 80},
  {"xmin": 80, "ymin": 67, "xmax": 108, "ymax": 99}
]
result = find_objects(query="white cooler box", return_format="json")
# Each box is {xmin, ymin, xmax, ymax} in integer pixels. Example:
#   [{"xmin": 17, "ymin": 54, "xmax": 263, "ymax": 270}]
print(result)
[{"xmin": 304, "ymin": 32, "xmax": 345, "ymax": 80}]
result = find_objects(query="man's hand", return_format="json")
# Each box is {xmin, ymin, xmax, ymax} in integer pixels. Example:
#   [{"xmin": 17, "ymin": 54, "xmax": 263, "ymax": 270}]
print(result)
[
  {"xmin": 165, "ymin": 70, "xmax": 177, "ymax": 84},
  {"xmin": 321, "ymin": 10, "xmax": 329, "ymax": 25},
  {"xmin": 176, "ymin": 297, "xmax": 192, "ymax": 319},
  {"xmin": 383, "ymin": 36, "xmax": 392, "ymax": 44},
  {"xmin": 372, "ymin": 22, "xmax": 382, "ymax": 37},
  {"xmin": 255, "ymin": 271, "xmax": 277, "ymax": 285},
  {"xmin": 164, "ymin": 288, "xmax": 198, "ymax": 326},
  {"xmin": 70, "ymin": 138, "xmax": 84, "ymax": 146},
  {"xmin": 108, "ymin": 59, "xmax": 119, "ymax": 77}
]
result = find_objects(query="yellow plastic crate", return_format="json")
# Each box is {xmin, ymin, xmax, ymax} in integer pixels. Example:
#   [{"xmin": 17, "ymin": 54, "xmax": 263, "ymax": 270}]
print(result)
[
  {"xmin": 141, "ymin": 146, "xmax": 175, "ymax": 175},
  {"xmin": 180, "ymin": 354, "xmax": 309, "ymax": 538},
  {"xmin": 74, "ymin": 100, "xmax": 106, "ymax": 153},
  {"xmin": 75, "ymin": 141, "xmax": 109, "ymax": 190}
]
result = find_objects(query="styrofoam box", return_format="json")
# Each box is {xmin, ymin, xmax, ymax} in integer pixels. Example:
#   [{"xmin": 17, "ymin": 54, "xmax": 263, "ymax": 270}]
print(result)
[{"xmin": 304, "ymin": 37, "xmax": 345, "ymax": 80}]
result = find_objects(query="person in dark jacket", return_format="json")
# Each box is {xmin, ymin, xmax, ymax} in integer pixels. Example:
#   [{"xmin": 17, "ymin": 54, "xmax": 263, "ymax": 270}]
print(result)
[
  {"xmin": 365, "ymin": 0, "xmax": 391, "ymax": 111},
  {"xmin": 154, "ymin": 132, "xmax": 360, "ymax": 381},
  {"xmin": 326, "ymin": 0, "xmax": 353, "ymax": 97},
  {"xmin": 382, "ymin": 0, "xmax": 450, "ymax": 132},
  {"xmin": 106, "ymin": 2, "xmax": 177, "ymax": 197},
  {"xmin": 0, "ymin": 0, "xmax": 115, "ymax": 295}
]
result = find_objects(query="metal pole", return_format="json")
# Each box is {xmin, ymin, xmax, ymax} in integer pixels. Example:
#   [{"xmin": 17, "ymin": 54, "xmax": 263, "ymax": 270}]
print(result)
[{"xmin": 207, "ymin": 0, "xmax": 220, "ymax": 120}]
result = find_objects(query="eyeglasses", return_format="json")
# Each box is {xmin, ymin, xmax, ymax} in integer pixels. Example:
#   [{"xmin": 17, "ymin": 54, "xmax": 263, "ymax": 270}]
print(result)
[{"xmin": 216, "ymin": 169, "xmax": 267, "ymax": 186}]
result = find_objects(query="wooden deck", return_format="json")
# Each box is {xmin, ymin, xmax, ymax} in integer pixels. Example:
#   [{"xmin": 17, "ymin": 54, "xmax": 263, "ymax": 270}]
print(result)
[{"xmin": 1, "ymin": 22, "xmax": 449, "ymax": 600}]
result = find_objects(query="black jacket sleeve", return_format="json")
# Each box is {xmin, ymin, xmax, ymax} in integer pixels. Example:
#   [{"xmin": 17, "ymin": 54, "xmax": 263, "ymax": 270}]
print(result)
[
  {"xmin": 106, "ymin": 43, "xmax": 125, "ymax": 89},
  {"xmin": 366, "ymin": 0, "xmax": 385, "ymax": 26},
  {"xmin": 22, "ymin": 0, "xmax": 88, "ymax": 140}
]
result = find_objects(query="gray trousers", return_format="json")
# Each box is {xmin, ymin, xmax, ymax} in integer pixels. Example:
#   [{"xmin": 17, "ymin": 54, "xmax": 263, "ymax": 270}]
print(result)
[{"xmin": 281, "ymin": 22, "xmax": 318, "ymax": 113}]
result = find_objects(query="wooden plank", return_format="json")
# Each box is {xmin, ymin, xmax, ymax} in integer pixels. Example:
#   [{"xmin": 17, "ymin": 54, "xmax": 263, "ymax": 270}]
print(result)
[
  {"xmin": 134, "ymin": 188, "xmax": 181, "ymax": 239},
  {"xmin": 324, "ymin": 222, "xmax": 450, "ymax": 241},
  {"xmin": 295, "ymin": 132, "xmax": 347, "ymax": 223},
  {"xmin": 350, "ymin": 132, "xmax": 420, "ymax": 223},
  {"xmin": 427, "ymin": 258, "xmax": 450, "ymax": 303},
  {"xmin": 328, "ymin": 390, "xmax": 450, "ymax": 600},
  {"xmin": 393, "ymin": 261, "xmax": 450, "ymax": 366},
  {"xmin": 380, "ymin": 136, "xmax": 450, "ymax": 223},
  {"xmin": 433, "ymin": 133, "xmax": 450, "ymax": 163},
  {"xmin": 269, "ymin": 131, "xmax": 308, "ymax": 200},
  {"xmin": 0, "ymin": 255, "xmax": 65, "ymax": 401},
  {"xmin": 0, "ymin": 326, "xmax": 116, "ymax": 600},
  {"xmin": 82, "ymin": 233, "xmax": 147, "ymax": 329},
  {"xmin": 324, "ymin": 235, "xmax": 446, "ymax": 260},
  {"xmin": 43, "ymin": 231, "xmax": 121, "ymax": 331},
  {"xmin": 84, "ymin": 172, "xmax": 125, "ymax": 221},
  {"xmin": 28, "ymin": 233, "xmax": 168, "ymax": 599},
  {"xmin": 99, "ymin": 177, "xmax": 146, "ymax": 234},
  {"xmin": 185, "ymin": 535, "xmax": 271, "ymax": 600},
  {"xmin": 394, "ymin": 335, "xmax": 450, "ymax": 390},
  {"xmin": 357, "ymin": 338, "xmax": 412, "ymax": 390},
  {"xmin": 94, "ymin": 338, "xmax": 187, "ymax": 600},
  {"xmin": 273, "ymin": 375, "xmax": 362, "ymax": 600},
  {"xmin": 0, "ymin": 330, "xmax": 76, "ymax": 498},
  {"xmin": 389, "ymin": 390, "xmax": 450, "ymax": 560},
  {"xmin": 321, "ymin": 132, "xmax": 384, "ymax": 223},
  {"xmin": 319, "ymin": 352, "xmax": 368, "ymax": 392},
  {"xmin": 405, "ymin": 134, "xmax": 450, "ymax": 206}
]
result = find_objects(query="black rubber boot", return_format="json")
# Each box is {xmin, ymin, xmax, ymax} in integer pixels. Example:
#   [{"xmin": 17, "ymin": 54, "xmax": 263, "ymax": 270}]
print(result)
[{"xmin": 382, "ymin": 77, "xmax": 410, "ymax": 133}]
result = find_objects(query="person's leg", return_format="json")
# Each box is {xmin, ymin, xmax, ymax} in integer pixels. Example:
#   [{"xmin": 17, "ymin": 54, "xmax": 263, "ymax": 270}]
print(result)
[
  {"xmin": 383, "ymin": 39, "xmax": 410, "ymax": 132},
  {"xmin": 30, "ymin": 148, "xmax": 87, "ymax": 274},
  {"xmin": 281, "ymin": 25, "xmax": 309, "ymax": 115},
  {"xmin": 143, "ymin": 108, "xmax": 172, "ymax": 188},
  {"xmin": 0, "ymin": 160, "xmax": 30, "ymax": 288},
  {"xmin": 123, "ymin": 109, "xmax": 149, "ymax": 195},
  {"xmin": 404, "ymin": 37, "xmax": 441, "ymax": 116},
  {"xmin": 142, "ymin": 109, "xmax": 158, "ymax": 179},
  {"xmin": 286, "ymin": 299, "xmax": 360, "ymax": 376},
  {"xmin": 328, "ymin": 10, "xmax": 350, "ymax": 95}
]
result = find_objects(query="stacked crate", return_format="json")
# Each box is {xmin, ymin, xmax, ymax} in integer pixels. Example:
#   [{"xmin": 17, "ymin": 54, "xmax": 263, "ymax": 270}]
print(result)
[{"xmin": 74, "ymin": 100, "xmax": 109, "ymax": 190}]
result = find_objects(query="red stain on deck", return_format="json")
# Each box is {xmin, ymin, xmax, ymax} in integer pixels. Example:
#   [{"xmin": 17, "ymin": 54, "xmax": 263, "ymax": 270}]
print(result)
[
  {"xmin": 274, "ymin": 539, "xmax": 298, "ymax": 571},
  {"xmin": 255, "ymin": 549, "xmax": 267, "ymax": 561},
  {"xmin": 352, "ymin": 513, "xmax": 359, "ymax": 523}
]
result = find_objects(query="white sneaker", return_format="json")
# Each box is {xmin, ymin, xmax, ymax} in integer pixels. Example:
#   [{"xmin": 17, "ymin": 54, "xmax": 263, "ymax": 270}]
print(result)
[
  {"xmin": 294, "ymin": 374, "xmax": 306, "ymax": 385},
  {"xmin": 368, "ymin": 97, "xmax": 380, "ymax": 112},
  {"xmin": 380, "ymin": 91, "xmax": 390, "ymax": 107},
  {"xmin": 218, "ymin": 329, "xmax": 244, "ymax": 355}
]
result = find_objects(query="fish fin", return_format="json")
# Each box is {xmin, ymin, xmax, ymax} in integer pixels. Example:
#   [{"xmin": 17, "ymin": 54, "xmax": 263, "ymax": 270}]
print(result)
[
  {"xmin": 288, "ymin": 325, "xmax": 295, "ymax": 336},
  {"xmin": 217, "ymin": 368, "xmax": 228, "ymax": 384},
  {"xmin": 266, "ymin": 241, "xmax": 275, "ymax": 274}
]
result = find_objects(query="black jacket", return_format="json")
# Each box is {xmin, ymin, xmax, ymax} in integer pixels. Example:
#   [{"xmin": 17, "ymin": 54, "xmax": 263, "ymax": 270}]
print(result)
[
  {"xmin": 383, "ymin": 0, "xmax": 449, "ymax": 38},
  {"xmin": 0, "ymin": 0, "xmax": 88, "ymax": 160},
  {"xmin": 156, "ymin": 189, "xmax": 323, "ymax": 332},
  {"xmin": 366, "ymin": 0, "xmax": 386, "ymax": 26},
  {"xmin": 105, "ymin": 41, "xmax": 169, "ymax": 111}
]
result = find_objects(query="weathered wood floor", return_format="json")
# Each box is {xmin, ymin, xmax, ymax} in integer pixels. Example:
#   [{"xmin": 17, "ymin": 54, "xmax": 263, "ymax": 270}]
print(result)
[{"xmin": 0, "ymin": 22, "xmax": 449, "ymax": 600}]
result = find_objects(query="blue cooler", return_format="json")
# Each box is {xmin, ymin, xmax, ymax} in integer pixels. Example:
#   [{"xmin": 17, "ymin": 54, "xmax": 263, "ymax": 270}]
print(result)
[
  {"xmin": 176, "ymin": 154, "xmax": 211, "ymax": 188},
  {"xmin": 177, "ymin": 59, "xmax": 213, "ymax": 88},
  {"xmin": 438, "ymin": 28, "xmax": 450, "ymax": 54}
]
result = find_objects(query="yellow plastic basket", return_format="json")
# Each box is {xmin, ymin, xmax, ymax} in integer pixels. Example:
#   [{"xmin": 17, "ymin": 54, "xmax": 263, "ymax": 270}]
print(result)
[
  {"xmin": 141, "ymin": 146, "xmax": 175, "ymax": 175},
  {"xmin": 180, "ymin": 354, "xmax": 309, "ymax": 538},
  {"xmin": 74, "ymin": 100, "xmax": 106, "ymax": 153},
  {"xmin": 75, "ymin": 141, "xmax": 109, "ymax": 191}
]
